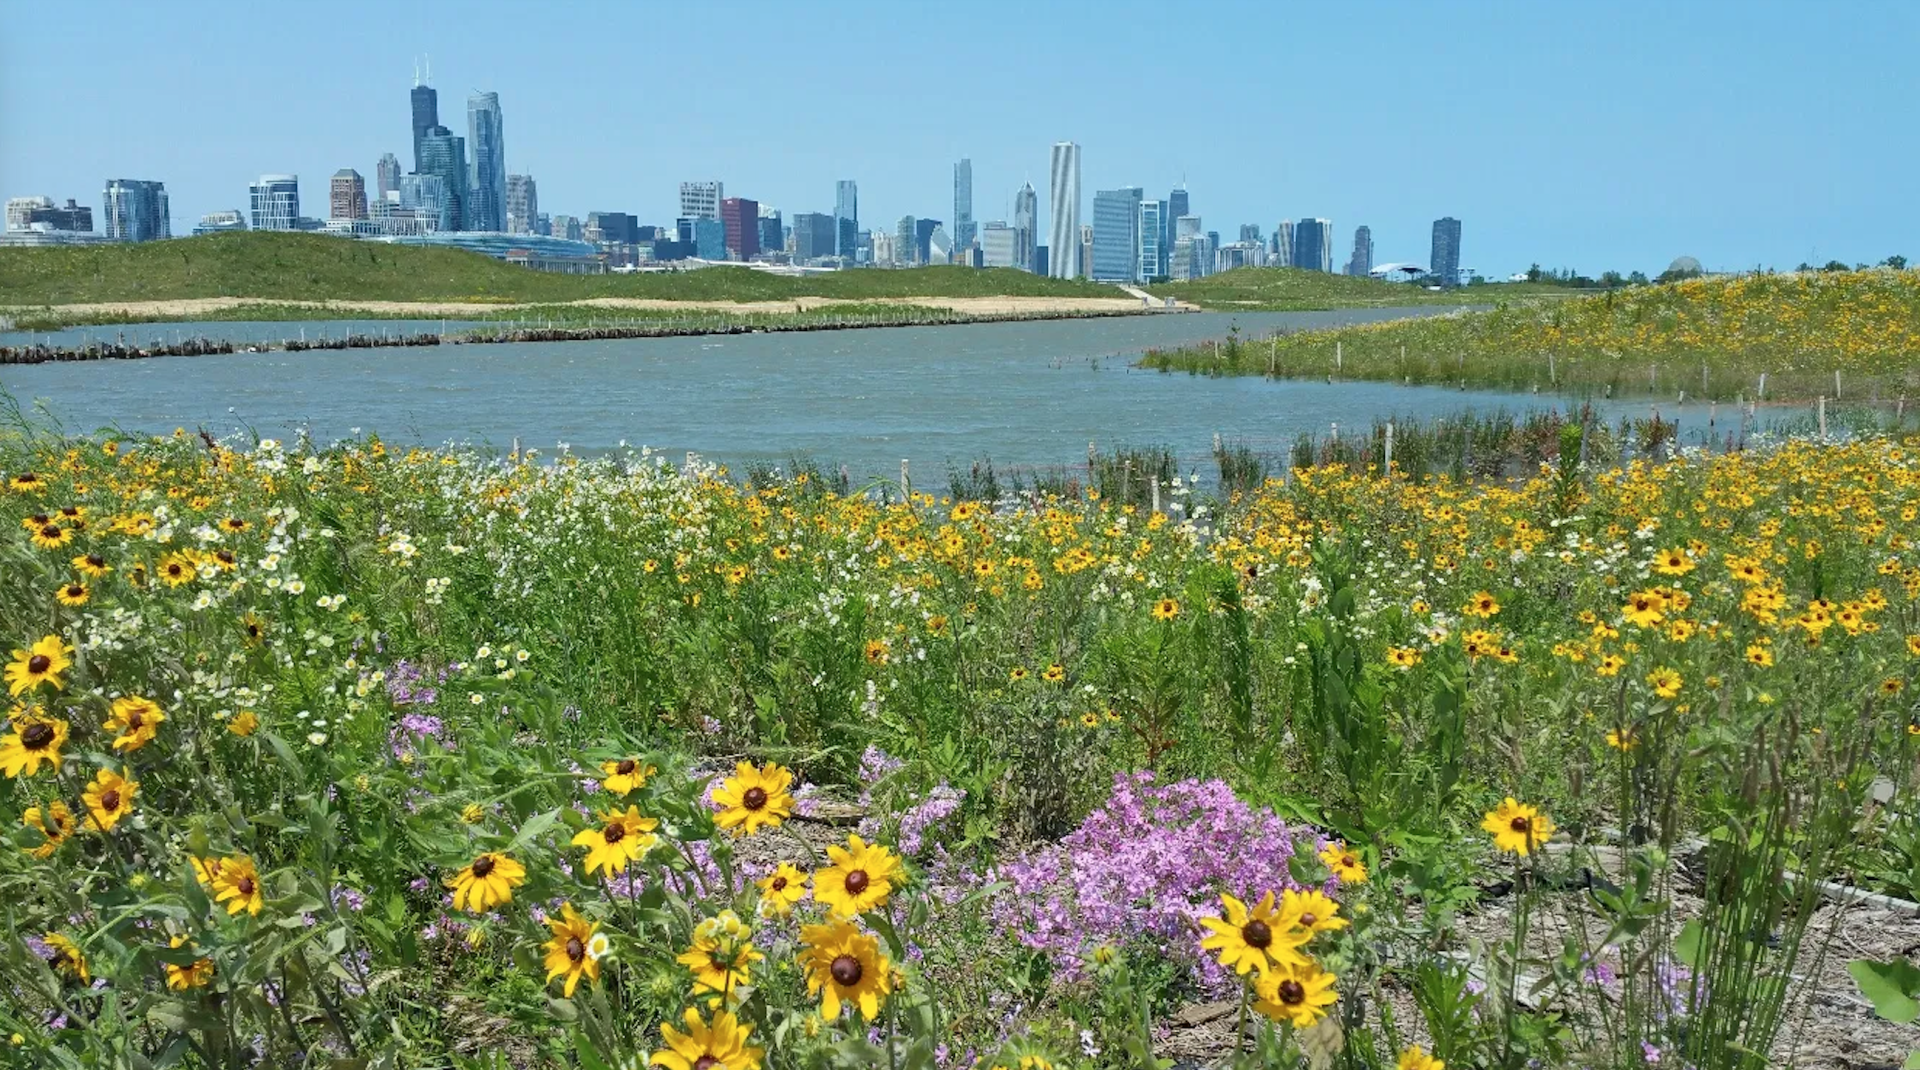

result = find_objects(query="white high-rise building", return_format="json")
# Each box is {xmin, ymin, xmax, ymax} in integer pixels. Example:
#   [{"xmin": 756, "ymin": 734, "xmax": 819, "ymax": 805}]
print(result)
[
  {"xmin": 1047, "ymin": 141, "xmax": 1080, "ymax": 279},
  {"xmin": 678, "ymin": 181, "xmax": 723, "ymax": 221},
  {"xmin": 1276, "ymin": 220, "xmax": 1294, "ymax": 268},
  {"xmin": 981, "ymin": 222, "xmax": 1017, "ymax": 268}
]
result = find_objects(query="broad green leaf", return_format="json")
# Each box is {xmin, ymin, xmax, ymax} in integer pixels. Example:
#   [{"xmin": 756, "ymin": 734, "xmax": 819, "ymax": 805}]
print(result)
[{"xmin": 1849, "ymin": 957, "xmax": 1920, "ymax": 1024}]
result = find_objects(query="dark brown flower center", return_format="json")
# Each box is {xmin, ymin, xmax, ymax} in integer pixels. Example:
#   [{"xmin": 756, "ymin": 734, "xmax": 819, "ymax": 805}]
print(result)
[
  {"xmin": 27, "ymin": 655, "xmax": 50, "ymax": 674},
  {"xmin": 85, "ymin": 555, "xmax": 105, "ymax": 568},
  {"xmin": 1278, "ymin": 980, "xmax": 1306, "ymax": 1005},
  {"xmin": 1510, "ymin": 816, "xmax": 1531, "ymax": 834},
  {"xmin": 64, "ymin": 586, "xmax": 83, "ymax": 597},
  {"xmin": 471, "ymin": 855, "xmax": 495, "ymax": 878},
  {"xmin": 40, "ymin": 525, "xmax": 60, "ymax": 538},
  {"xmin": 100, "ymin": 790, "xmax": 121, "ymax": 811},
  {"xmin": 742, "ymin": 786, "xmax": 768, "ymax": 811},
  {"xmin": 602, "ymin": 822, "xmax": 625, "ymax": 844},
  {"xmin": 694, "ymin": 1057, "xmax": 719, "ymax": 1070},
  {"xmin": 126, "ymin": 711, "xmax": 145, "ymax": 730},
  {"xmin": 1243, "ymin": 920, "xmax": 1273, "ymax": 948},
  {"xmin": 844, "ymin": 869, "xmax": 869, "ymax": 895},
  {"xmin": 566, "ymin": 936, "xmax": 584, "ymax": 962},
  {"xmin": 22, "ymin": 722, "xmax": 55, "ymax": 749},
  {"xmin": 1341, "ymin": 855, "xmax": 1356, "ymax": 869},
  {"xmin": 236, "ymin": 877, "xmax": 255, "ymax": 896},
  {"xmin": 616, "ymin": 759, "xmax": 636, "ymax": 775},
  {"xmin": 830, "ymin": 954, "xmax": 863, "ymax": 986},
  {"xmin": 771, "ymin": 876, "xmax": 787, "ymax": 891},
  {"xmin": 1299, "ymin": 912, "xmax": 1318, "ymax": 927}
]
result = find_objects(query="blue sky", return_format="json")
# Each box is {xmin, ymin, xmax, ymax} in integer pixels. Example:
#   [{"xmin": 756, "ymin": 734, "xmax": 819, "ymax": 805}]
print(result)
[{"xmin": 3, "ymin": 0, "xmax": 1914, "ymax": 275}]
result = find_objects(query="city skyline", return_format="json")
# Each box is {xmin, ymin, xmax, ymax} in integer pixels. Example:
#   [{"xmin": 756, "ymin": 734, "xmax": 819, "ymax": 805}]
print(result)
[{"xmin": 1, "ymin": 0, "xmax": 1916, "ymax": 273}]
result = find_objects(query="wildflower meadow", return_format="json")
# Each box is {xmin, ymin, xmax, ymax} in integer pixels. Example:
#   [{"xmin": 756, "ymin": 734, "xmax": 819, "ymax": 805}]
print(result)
[{"xmin": 2, "ymin": 416, "xmax": 1919, "ymax": 1069}]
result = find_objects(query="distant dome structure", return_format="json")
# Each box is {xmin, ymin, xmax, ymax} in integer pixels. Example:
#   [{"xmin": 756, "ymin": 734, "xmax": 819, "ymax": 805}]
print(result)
[{"xmin": 1666, "ymin": 256, "xmax": 1703, "ymax": 276}]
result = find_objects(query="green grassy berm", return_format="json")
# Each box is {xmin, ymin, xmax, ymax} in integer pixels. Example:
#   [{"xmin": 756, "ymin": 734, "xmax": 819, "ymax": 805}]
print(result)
[{"xmin": 0, "ymin": 231, "xmax": 1119, "ymax": 305}]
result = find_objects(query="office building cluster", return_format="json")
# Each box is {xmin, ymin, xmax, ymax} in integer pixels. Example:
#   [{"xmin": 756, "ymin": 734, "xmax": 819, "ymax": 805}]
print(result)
[{"xmin": 3, "ymin": 70, "xmax": 1464, "ymax": 281}]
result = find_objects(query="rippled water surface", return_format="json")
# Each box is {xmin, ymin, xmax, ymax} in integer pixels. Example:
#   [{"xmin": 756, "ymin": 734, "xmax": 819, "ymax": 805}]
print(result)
[{"xmin": 1, "ymin": 308, "xmax": 1607, "ymax": 478}]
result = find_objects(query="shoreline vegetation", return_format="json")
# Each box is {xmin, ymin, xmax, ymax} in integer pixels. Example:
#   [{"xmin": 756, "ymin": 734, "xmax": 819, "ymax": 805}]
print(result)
[
  {"xmin": 0, "ymin": 302, "xmax": 1172, "ymax": 364},
  {"xmin": 1138, "ymin": 267, "xmax": 1920, "ymax": 404}
]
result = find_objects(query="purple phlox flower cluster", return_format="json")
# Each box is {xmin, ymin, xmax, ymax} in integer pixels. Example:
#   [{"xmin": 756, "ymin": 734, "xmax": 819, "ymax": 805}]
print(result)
[
  {"xmin": 384, "ymin": 660, "xmax": 441, "ymax": 707},
  {"xmin": 792, "ymin": 782, "xmax": 825, "ymax": 818},
  {"xmin": 337, "ymin": 947, "xmax": 373, "ymax": 997},
  {"xmin": 389, "ymin": 710, "xmax": 450, "ymax": 762},
  {"xmin": 859, "ymin": 745, "xmax": 905, "ymax": 784},
  {"xmin": 858, "ymin": 780, "xmax": 967, "ymax": 858},
  {"xmin": 407, "ymin": 876, "xmax": 431, "ymax": 894},
  {"xmin": 330, "ymin": 885, "xmax": 366, "ymax": 913},
  {"xmin": 1641, "ymin": 1041, "xmax": 1663, "ymax": 1064},
  {"xmin": 1653, "ymin": 956, "xmax": 1701, "ymax": 1019},
  {"xmin": 987, "ymin": 771, "xmax": 1331, "ymax": 992}
]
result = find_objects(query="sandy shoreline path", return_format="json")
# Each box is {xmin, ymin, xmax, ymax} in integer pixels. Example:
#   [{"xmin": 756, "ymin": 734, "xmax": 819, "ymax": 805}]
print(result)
[{"xmin": 4, "ymin": 294, "xmax": 1175, "ymax": 321}]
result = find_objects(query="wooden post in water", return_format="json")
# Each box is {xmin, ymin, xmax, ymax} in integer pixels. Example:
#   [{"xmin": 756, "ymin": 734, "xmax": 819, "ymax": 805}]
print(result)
[
  {"xmin": 1758, "ymin": 372, "xmax": 1767, "ymax": 400},
  {"xmin": 1384, "ymin": 422, "xmax": 1395, "ymax": 476},
  {"xmin": 1268, "ymin": 339, "xmax": 1276, "ymax": 377},
  {"xmin": 900, "ymin": 459, "xmax": 910, "ymax": 501},
  {"xmin": 1834, "ymin": 370, "xmax": 1842, "ymax": 400},
  {"xmin": 1335, "ymin": 340, "xmax": 1343, "ymax": 373},
  {"xmin": 1150, "ymin": 477, "xmax": 1160, "ymax": 515},
  {"xmin": 1548, "ymin": 352, "xmax": 1556, "ymax": 386},
  {"xmin": 1817, "ymin": 397, "xmax": 1828, "ymax": 438}
]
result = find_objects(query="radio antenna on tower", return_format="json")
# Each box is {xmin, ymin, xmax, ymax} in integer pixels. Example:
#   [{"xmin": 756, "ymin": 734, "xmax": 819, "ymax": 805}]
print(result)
[{"xmin": 413, "ymin": 56, "xmax": 420, "ymax": 86}]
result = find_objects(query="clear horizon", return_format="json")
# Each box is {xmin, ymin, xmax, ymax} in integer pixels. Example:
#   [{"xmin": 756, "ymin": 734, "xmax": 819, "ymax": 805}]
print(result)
[{"xmin": 2, "ymin": 0, "xmax": 1915, "ymax": 276}]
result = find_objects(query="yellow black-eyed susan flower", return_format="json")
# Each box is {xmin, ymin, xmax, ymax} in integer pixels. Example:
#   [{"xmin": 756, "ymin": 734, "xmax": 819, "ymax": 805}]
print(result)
[
  {"xmin": 799, "ymin": 919, "xmax": 893, "ymax": 1021},
  {"xmin": 446, "ymin": 851, "xmax": 525, "ymax": 912},
  {"xmin": 711, "ymin": 762, "xmax": 794, "ymax": 837},
  {"xmin": 1482, "ymin": 797, "xmax": 1553, "ymax": 856},
  {"xmin": 813, "ymin": 834, "xmax": 900, "ymax": 918}
]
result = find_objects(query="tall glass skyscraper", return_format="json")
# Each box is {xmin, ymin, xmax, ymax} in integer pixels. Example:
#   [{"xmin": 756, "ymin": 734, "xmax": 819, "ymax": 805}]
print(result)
[
  {"xmin": 102, "ymin": 179, "xmax": 169, "ymax": 242},
  {"xmin": 1346, "ymin": 225, "xmax": 1373, "ymax": 276},
  {"xmin": 1090, "ymin": 187, "xmax": 1142, "ymax": 282},
  {"xmin": 1292, "ymin": 218, "xmax": 1332, "ymax": 272},
  {"xmin": 417, "ymin": 128, "xmax": 468, "ymax": 231},
  {"xmin": 376, "ymin": 153, "xmax": 401, "ymax": 200},
  {"xmin": 248, "ymin": 174, "xmax": 299, "ymax": 231},
  {"xmin": 1430, "ymin": 217, "xmax": 1462, "ymax": 286},
  {"xmin": 1166, "ymin": 186, "xmax": 1188, "ymax": 275},
  {"xmin": 1048, "ymin": 142, "xmax": 1080, "ymax": 279},
  {"xmin": 466, "ymin": 92, "xmax": 506, "ymax": 232},
  {"xmin": 835, "ymin": 180, "xmax": 858, "ymax": 258},
  {"xmin": 1013, "ymin": 181, "xmax": 1037, "ymax": 273},
  {"xmin": 410, "ymin": 83, "xmax": 438, "ymax": 172},
  {"xmin": 506, "ymin": 174, "xmax": 538, "ymax": 234},
  {"xmin": 952, "ymin": 159, "xmax": 974, "ymax": 253}
]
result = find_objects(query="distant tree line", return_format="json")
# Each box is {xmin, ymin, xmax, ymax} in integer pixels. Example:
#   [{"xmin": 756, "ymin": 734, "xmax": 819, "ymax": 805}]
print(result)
[{"xmin": 1494, "ymin": 255, "xmax": 1908, "ymax": 291}]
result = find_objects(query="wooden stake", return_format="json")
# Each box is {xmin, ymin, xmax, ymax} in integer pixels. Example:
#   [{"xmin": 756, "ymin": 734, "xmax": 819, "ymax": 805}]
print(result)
[
  {"xmin": 1817, "ymin": 397, "xmax": 1828, "ymax": 438},
  {"xmin": 1384, "ymin": 422, "xmax": 1395, "ymax": 475},
  {"xmin": 900, "ymin": 459, "xmax": 911, "ymax": 500}
]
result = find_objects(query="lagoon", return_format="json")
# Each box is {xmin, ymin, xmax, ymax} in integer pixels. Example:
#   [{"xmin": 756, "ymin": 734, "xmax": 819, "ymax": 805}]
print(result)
[{"xmin": 1, "ymin": 307, "xmax": 1610, "ymax": 481}]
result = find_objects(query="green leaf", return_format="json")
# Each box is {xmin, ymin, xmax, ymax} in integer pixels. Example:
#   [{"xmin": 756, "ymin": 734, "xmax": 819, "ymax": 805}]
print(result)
[
  {"xmin": 1674, "ymin": 919, "xmax": 1705, "ymax": 969},
  {"xmin": 1900, "ymin": 1051, "xmax": 1920, "ymax": 1070},
  {"xmin": 1849, "ymin": 957, "xmax": 1920, "ymax": 1023},
  {"xmin": 508, "ymin": 807, "xmax": 561, "ymax": 853}
]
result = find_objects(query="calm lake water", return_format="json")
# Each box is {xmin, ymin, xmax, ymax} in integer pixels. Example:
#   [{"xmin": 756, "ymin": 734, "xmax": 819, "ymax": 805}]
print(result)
[{"xmin": 1, "ymin": 309, "xmax": 1609, "ymax": 480}]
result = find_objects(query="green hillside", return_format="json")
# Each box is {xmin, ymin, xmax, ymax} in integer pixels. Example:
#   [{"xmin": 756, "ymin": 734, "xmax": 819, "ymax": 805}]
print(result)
[
  {"xmin": 1147, "ymin": 266, "xmax": 1572, "ymax": 309},
  {"xmin": 0, "ymin": 231, "xmax": 1118, "ymax": 306}
]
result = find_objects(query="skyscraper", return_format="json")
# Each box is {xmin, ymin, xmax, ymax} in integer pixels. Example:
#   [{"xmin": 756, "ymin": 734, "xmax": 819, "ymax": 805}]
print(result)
[
  {"xmin": 1166, "ymin": 186, "xmax": 1188, "ymax": 274},
  {"xmin": 914, "ymin": 218, "xmax": 942, "ymax": 264},
  {"xmin": 248, "ymin": 175, "xmax": 299, "ymax": 231},
  {"xmin": 329, "ymin": 169, "xmax": 367, "ymax": 221},
  {"xmin": 506, "ymin": 175, "xmax": 538, "ymax": 234},
  {"xmin": 1275, "ymin": 220, "xmax": 1294, "ymax": 268},
  {"xmin": 1430, "ymin": 217, "xmax": 1462, "ymax": 286},
  {"xmin": 1138, "ymin": 200, "xmax": 1164, "ymax": 282},
  {"xmin": 1012, "ymin": 181, "xmax": 1037, "ymax": 272},
  {"xmin": 719, "ymin": 197, "xmax": 758, "ymax": 260},
  {"xmin": 102, "ymin": 179, "xmax": 169, "ymax": 242},
  {"xmin": 680, "ymin": 181, "xmax": 723, "ymax": 221},
  {"xmin": 953, "ymin": 158, "xmax": 974, "ymax": 252},
  {"xmin": 1080, "ymin": 224, "xmax": 1095, "ymax": 283},
  {"xmin": 793, "ymin": 212, "xmax": 836, "ymax": 259},
  {"xmin": 1047, "ymin": 141, "xmax": 1081, "ymax": 279},
  {"xmin": 1292, "ymin": 218, "xmax": 1332, "ymax": 272},
  {"xmin": 895, "ymin": 216, "xmax": 916, "ymax": 267},
  {"xmin": 1239, "ymin": 223, "xmax": 1262, "ymax": 244},
  {"xmin": 466, "ymin": 92, "xmax": 506, "ymax": 232},
  {"xmin": 834, "ymin": 179, "xmax": 858, "ymax": 258},
  {"xmin": 410, "ymin": 80, "xmax": 438, "ymax": 173},
  {"xmin": 980, "ymin": 222, "xmax": 1016, "ymax": 268},
  {"xmin": 1346, "ymin": 225, "xmax": 1373, "ymax": 276},
  {"xmin": 375, "ymin": 153, "xmax": 401, "ymax": 200},
  {"xmin": 757, "ymin": 205, "xmax": 782, "ymax": 256},
  {"xmin": 417, "ymin": 127, "xmax": 468, "ymax": 230},
  {"xmin": 1090, "ymin": 187, "xmax": 1142, "ymax": 282}
]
